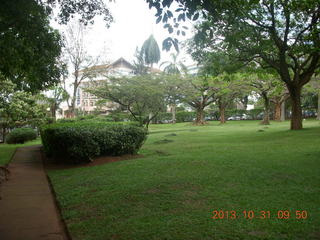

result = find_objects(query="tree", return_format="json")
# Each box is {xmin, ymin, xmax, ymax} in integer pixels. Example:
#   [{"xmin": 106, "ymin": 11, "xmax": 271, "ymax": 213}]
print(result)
[
  {"xmin": 147, "ymin": 0, "xmax": 320, "ymax": 130},
  {"xmin": 0, "ymin": 77, "xmax": 47, "ymax": 141},
  {"xmin": 63, "ymin": 21, "xmax": 99, "ymax": 117},
  {"xmin": 160, "ymin": 53, "xmax": 187, "ymax": 74},
  {"xmin": 1, "ymin": 0, "xmax": 113, "ymax": 93},
  {"xmin": 160, "ymin": 53, "xmax": 187, "ymax": 123},
  {"xmin": 40, "ymin": 0, "xmax": 113, "ymax": 26},
  {"xmin": 190, "ymin": 49, "xmax": 248, "ymax": 124},
  {"xmin": 46, "ymin": 85, "xmax": 69, "ymax": 119},
  {"xmin": 87, "ymin": 74, "xmax": 166, "ymax": 128},
  {"xmin": 270, "ymin": 90, "xmax": 289, "ymax": 122},
  {"xmin": 246, "ymin": 71, "xmax": 287, "ymax": 125},
  {"xmin": 161, "ymin": 74, "xmax": 184, "ymax": 123},
  {"xmin": 142, "ymin": 34, "xmax": 161, "ymax": 68},
  {"xmin": 303, "ymin": 77, "xmax": 320, "ymax": 120},
  {"xmin": 132, "ymin": 47, "xmax": 148, "ymax": 75},
  {"xmin": 0, "ymin": 0, "xmax": 62, "ymax": 92},
  {"xmin": 180, "ymin": 75, "xmax": 215, "ymax": 125},
  {"xmin": 211, "ymin": 73, "xmax": 248, "ymax": 124}
]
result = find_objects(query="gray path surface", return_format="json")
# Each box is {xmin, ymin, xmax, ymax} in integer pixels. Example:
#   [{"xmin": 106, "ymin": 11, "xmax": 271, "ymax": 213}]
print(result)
[{"xmin": 0, "ymin": 146, "xmax": 68, "ymax": 240}]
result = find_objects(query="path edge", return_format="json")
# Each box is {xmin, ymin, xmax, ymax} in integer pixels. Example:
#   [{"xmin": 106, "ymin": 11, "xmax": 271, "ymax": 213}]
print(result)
[{"xmin": 41, "ymin": 148, "xmax": 73, "ymax": 240}]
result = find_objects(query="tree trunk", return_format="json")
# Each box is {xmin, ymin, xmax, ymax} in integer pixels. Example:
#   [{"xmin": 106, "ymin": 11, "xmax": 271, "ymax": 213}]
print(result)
[
  {"xmin": 241, "ymin": 96, "xmax": 248, "ymax": 110},
  {"xmin": 261, "ymin": 93, "xmax": 270, "ymax": 125},
  {"xmin": 317, "ymin": 90, "xmax": 320, "ymax": 120},
  {"xmin": 274, "ymin": 102, "xmax": 281, "ymax": 121},
  {"xmin": 280, "ymin": 101, "xmax": 286, "ymax": 121},
  {"xmin": 289, "ymin": 86, "xmax": 303, "ymax": 130},
  {"xmin": 219, "ymin": 105, "xmax": 226, "ymax": 124},
  {"xmin": 171, "ymin": 104, "xmax": 176, "ymax": 124},
  {"xmin": 195, "ymin": 107, "xmax": 205, "ymax": 125},
  {"xmin": 50, "ymin": 103, "xmax": 57, "ymax": 119}
]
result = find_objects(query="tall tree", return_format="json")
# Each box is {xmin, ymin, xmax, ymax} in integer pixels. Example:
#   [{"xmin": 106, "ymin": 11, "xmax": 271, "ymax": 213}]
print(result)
[
  {"xmin": 160, "ymin": 53, "xmax": 187, "ymax": 74},
  {"xmin": 46, "ymin": 85, "xmax": 69, "ymax": 119},
  {"xmin": 162, "ymin": 74, "xmax": 184, "ymax": 123},
  {"xmin": 0, "ymin": 77, "xmax": 47, "ymax": 141},
  {"xmin": 160, "ymin": 53, "xmax": 186, "ymax": 123},
  {"xmin": 142, "ymin": 34, "xmax": 161, "ymax": 68},
  {"xmin": 63, "ymin": 21, "xmax": 98, "ymax": 117},
  {"xmin": 147, "ymin": 0, "xmax": 320, "ymax": 130},
  {"xmin": 132, "ymin": 47, "xmax": 148, "ymax": 75},
  {"xmin": 1, "ymin": 0, "xmax": 113, "ymax": 93},
  {"xmin": 0, "ymin": 0, "xmax": 62, "ymax": 92}
]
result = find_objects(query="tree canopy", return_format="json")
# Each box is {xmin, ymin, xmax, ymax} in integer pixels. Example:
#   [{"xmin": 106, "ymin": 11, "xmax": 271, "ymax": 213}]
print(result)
[
  {"xmin": 0, "ymin": 0, "xmax": 62, "ymax": 92},
  {"xmin": 146, "ymin": 0, "xmax": 320, "ymax": 129},
  {"xmin": 0, "ymin": 0, "xmax": 113, "ymax": 93},
  {"xmin": 142, "ymin": 34, "xmax": 161, "ymax": 67},
  {"xmin": 87, "ymin": 74, "xmax": 167, "ymax": 128}
]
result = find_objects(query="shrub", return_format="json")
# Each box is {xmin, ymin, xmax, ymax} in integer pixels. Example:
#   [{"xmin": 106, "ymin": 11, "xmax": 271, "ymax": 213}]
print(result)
[
  {"xmin": 6, "ymin": 128, "xmax": 37, "ymax": 144},
  {"xmin": 40, "ymin": 122, "xmax": 148, "ymax": 163},
  {"xmin": 176, "ymin": 111, "xmax": 195, "ymax": 122}
]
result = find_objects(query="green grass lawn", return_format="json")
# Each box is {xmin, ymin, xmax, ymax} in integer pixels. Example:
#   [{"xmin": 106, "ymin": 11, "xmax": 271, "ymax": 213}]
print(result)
[
  {"xmin": 48, "ymin": 120, "xmax": 320, "ymax": 240},
  {"xmin": 0, "ymin": 139, "xmax": 41, "ymax": 166}
]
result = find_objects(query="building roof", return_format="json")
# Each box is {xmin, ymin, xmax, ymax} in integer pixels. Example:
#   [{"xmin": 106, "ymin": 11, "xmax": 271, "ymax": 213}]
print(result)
[{"xmin": 78, "ymin": 57, "xmax": 162, "ymax": 76}]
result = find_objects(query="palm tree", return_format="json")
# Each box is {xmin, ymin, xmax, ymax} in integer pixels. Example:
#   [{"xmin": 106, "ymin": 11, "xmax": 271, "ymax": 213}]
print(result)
[
  {"xmin": 141, "ymin": 34, "xmax": 161, "ymax": 68},
  {"xmin": 160, "ymin": 53, "xmax": 187, "ymax": 74},
  {"xmin": 160, "ymin": 53, "xmax": 187, "ymax": 124}
]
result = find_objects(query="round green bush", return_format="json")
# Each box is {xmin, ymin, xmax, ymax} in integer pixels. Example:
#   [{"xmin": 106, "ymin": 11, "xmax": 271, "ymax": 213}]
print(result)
[
  {"xmin": 40, "ymin": 122, "xmax": 148, "ymax": 163},
  {"xmin": 6, "ymin": 128, "xmax": 37, "ymax": 144}
]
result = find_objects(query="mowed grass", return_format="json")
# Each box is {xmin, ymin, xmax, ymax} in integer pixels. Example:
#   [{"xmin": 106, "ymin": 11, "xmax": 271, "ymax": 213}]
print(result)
[
  {"xmin": 0, "ymin": 138, "xmax": 41, "ymax": 166},
  {"xmin": 48, "ymin": 120, "xmax": 320, "ymax": 240}
]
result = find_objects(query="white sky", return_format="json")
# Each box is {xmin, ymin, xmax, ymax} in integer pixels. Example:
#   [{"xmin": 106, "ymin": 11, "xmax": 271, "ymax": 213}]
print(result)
[{"xmin": 51, "ymin": 0, "xmax": 195, "ymax": 69}]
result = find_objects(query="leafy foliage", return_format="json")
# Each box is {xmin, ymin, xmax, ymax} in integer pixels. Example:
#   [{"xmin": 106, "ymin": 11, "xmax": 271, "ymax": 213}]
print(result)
[
  {"xmin": 87, "ymin": 74, "xmax": 167, "ymax": 128},
  {"xmin": 6, "ymin": 128, "xmax": 37, "ymax": 144},
  {"xmin": 0, "ymin": 0, "xmax": 62, "ymax": 92},
  {"xmin": 40, "ymin": 122, "xmax": 148, "ymax": 163},
  {"xmin": 0, "ymin": 78, "xmax": 48, "ymax": 140},
  {"xmin": 142, "ymin": 34, "xmax": 161, "ymax": 67},
  {"xmin": 43, "ymin": 0, "xmax": 113, "ymax": 26},
  {"xmin": 147, "ymin": 0, "xmax": 320, "ymax": 129}
]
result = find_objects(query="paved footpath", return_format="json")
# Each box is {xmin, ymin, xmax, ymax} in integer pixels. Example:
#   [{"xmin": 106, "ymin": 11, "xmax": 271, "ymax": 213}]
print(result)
[{"xmin": 0, "ymin": 146, "xmax": 68, "ymax": 240}]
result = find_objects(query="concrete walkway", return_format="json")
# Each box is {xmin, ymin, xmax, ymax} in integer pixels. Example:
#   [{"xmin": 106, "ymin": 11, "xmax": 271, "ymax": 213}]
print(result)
[{"xmin": 0, "ymin": 146, "xmax": 68, "ymax": 240}]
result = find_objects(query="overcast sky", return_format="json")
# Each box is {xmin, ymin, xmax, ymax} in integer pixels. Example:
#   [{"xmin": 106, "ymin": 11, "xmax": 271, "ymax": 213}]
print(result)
[{"xmin": 51, "ymin": 0, "xmax": 195, "ymax": 69}]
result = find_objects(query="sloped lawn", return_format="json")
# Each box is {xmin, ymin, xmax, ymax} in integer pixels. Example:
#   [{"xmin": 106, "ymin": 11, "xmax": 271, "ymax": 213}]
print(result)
[{"xmin": 48, "ymin": 120, "xmax": 320, "ymax": 240}]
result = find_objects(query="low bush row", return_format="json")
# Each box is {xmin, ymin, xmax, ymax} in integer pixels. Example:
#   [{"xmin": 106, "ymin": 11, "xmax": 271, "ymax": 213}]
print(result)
[
  {"xmin": 6, "ymin": 128, "xmax": 37, "ymax": 144},
  {"xmin": 40, "ymin": 122, "xmax": 147, "ymax": 163}
]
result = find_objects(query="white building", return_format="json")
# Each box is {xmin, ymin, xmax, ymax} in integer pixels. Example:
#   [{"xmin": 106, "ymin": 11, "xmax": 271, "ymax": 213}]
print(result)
[{"xmin": 75, "ymin": 57, "xmax": 135, "ymax": 114}]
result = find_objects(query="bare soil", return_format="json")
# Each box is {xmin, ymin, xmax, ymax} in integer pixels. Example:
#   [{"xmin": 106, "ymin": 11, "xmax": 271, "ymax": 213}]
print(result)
[{"xmin": 42, "ymin": 149, "xmax": 144, "ymax": 170}]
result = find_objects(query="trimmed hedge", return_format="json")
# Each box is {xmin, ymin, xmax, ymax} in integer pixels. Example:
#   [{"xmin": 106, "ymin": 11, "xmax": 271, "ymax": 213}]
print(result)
[
  {"xmin": 40, "ymin": 122, "xmax": 148, "ymax": 163},
  {"xmin": 6, "ymin": 128, "xmax": 37, "ymax": 144}
]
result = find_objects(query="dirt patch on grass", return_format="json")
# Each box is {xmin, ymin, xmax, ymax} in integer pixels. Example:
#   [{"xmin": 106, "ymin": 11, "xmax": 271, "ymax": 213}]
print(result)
[
  {"xmin": 248, "ymin": 231, "xmax": 267, "ymax": 237},
  {"xmin": 154, "ymin": 139, "xmax": 174, "ymax": 144},
  {"xmin": 165, "ymin": 133, "xmax": 177, "ymax": 137},
  {"xmin": 42, "ymin": 150, "xmax": 144, "ymax": 170},
  {"xmin": 155, "ymin": 150, "xmax": 170, "ymax": 156}
]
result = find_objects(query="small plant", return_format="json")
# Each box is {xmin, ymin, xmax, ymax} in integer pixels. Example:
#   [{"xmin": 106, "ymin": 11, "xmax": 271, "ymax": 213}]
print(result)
[{"xmin": 6, "ymin": 128, "xmax": 37, "ymax": 144}]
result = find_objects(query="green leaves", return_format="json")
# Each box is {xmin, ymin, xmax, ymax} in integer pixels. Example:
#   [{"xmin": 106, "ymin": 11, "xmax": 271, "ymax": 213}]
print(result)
[
  {"xmin": 87, "ymin": 74, "xmax": 167, "ymax": 127},
  {"xmin": 0, "ymin": 0, "xmax": 62, "ymax": 92},
  {"xmin": 142, "ymin": 34, "xmax": 161, "ymax": 66},
  {"xmin": 40, "ymin": 122, "xmax": 147, "ymax": 163}
]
